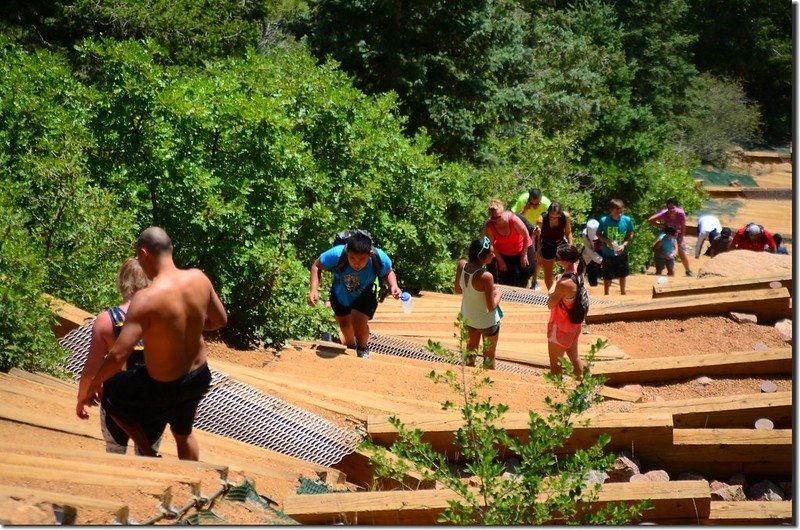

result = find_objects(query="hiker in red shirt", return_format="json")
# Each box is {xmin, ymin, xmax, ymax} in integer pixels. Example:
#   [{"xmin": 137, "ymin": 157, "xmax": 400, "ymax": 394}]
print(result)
[{"xmin": 732, "ymin": 223, "xmax": 777, "ymax": 252}]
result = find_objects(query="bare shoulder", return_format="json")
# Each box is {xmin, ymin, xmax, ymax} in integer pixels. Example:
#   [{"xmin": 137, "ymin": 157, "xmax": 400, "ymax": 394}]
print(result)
[{"xmin": 91, "ymin": 309, "xmax": 113, "ymax": 337}]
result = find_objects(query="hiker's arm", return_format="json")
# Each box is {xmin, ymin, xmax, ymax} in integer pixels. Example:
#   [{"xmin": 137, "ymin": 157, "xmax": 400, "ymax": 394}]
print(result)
[
  {"xmin": 564, "ymin": 212, "xmax": 573, "ymax": 246},
  {"xmin": 647, "ymin": 211, "xmax": 662, "ymax": 226},
  {"xmin": 76, "ymin": 311, "xmax": 113, "ymax": 419},
  {"xmin": 383, "ymin": 269, "xmax": 401, "ymax": 299},
  {"xmin": 454, "ymin": 260, "xmax": 465, "ymax": 294},
  {"xmin": 479, "ymin": 271, "xmax": 501, "ymax": 311},
  {"xmin": 308, "ymin": 257, "xmax": 323, "ymax": 306},
  {"xmin": 547, "ymin": 278, "xmax": 571, "ymax": 310}
]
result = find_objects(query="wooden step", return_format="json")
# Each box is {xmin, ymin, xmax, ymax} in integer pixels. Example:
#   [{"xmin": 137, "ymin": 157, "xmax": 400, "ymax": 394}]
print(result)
[
  {"xmin": 651, "ymin": 274, "xmax": 792, "ymax": 298},
  {"xmin": 281, "ymin": 480, "xmax": 710, "ymax": 525},
  {"xmin": 45, "ymin": 294, "xmax": 94, "ymax": 339},
  {"xmin": 632, "ymin": 428, "xmax": 791, "ymax": 477},
  {"xmin": 0, "ymin": 484, "xmax": 129, "ymax": 524},
  {"xmin": 367, "ymin": 412, "xmax": 674, "ymax": 460},
  {"xmin": 585, "ymin": 287, "xmax": 791, "ymax": 324},
  {"xmin": 593, "ymin": 348, "xmax": 791, "ymax": 385},
  {"xmin": 635, "ymin": 391, "xmax": 791, "ymax": 429}
]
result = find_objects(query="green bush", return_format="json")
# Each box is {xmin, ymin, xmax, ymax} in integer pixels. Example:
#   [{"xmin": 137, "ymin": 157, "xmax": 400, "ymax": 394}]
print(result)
[
  {"xmin": 679, "ymin": 73, "xmax": 762, "ymax": 167},
  {"xmin": 0, "ymin": 204, "xmax": 66, "ymax": 374},
  {"xmin": 364, "ymin": 332, "xmax": 650, "ymax": 524}
]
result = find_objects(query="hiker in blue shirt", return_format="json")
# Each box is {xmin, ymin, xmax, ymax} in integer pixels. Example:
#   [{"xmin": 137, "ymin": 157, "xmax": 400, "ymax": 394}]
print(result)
[{"xmin": 308, "ymin": 230, "xmax": 401, "ymax": 359}]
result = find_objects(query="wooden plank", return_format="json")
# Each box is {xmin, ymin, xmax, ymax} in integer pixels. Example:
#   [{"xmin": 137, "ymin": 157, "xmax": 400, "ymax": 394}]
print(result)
[
  {"xmin": 0, "ymin": 452, "xmax": 209, "ymax": 500},
  {"xmin": 210, "ymin": 359, "xmax": 444, "ymax": 416},
  {"xmin": 282, "ymin": 480, "xmax": 710, "ymax": 525},
  {"xmin": 635, "ymin": 391, "xmax": 792, "ymax": 429},
  {"xmin": 705, "ymin": 500, "xmax": 793, "ymax": 525},
  {"xmin": 0, "ymin": 484, "xmax": 129, "ymax": 525},
  {"xmin": 585, "ymin": 287, "xmax": 791, "ymax": 324},
  {"xmin": 632, "ymin": 429, "xmax": 791, "ymax": 476},
  {"xmin": 651, "ymin": 274, "xmax": 792, "ymax": 298},
  {"xmin": 8, "ymin": 368, "xmax": 76, "ymax": 392},
  {"xmin": 0, "ymin": 440, "xmax": 231, "ymax": 483},
  {"xmin": 45, "ymin": 294, "xmax": 94, "ymax": 339},
  {"xmin": 593, "ymin": 348, "xmax": 792, "ymax": 385},
  {"xmin": 332, "ymin": 446, "xmax": 440, "ymax": 491},
  {"xmin": 367, "ymin": 412, "xmax": 674, "ymax": 459},
  {"xmin": 0, "ymin": 401, "xmax": 99, "ymax": 439}
]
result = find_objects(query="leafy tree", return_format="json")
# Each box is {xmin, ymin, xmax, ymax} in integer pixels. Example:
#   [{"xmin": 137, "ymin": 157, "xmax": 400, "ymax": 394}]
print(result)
[
  {"xmin": 0, "ymin": 39, "xmax": 136, "ymax": 313},
  {"xmin": 0, "ymin": 203, "xmax": 66, "ymax": 374},
  {"xmin": 0, "ymin": 0, "xmax": 285, "ymax": 65},
  {"xmin": 679, "ymin": 74, "xmax": 762, "ymax": 167},
  {"xmin": 365, "ymin": 330, "xmax": 650, "ymax": 524},
  {"xmin": 295, "ymin": 0, "xmax": 532, "ymax": 161},
  {"xmin": 686, "ymin": 0, "xmax": 791, "ymax": 142},
  {"xmin": 70, "ymin": 39, "xmax": 500, "ymax": 347}
]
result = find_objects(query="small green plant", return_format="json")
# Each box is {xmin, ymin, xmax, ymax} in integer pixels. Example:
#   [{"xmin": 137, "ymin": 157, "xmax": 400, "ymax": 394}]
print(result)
[{"xmin": 363, "ymin": 323, "xmax": 651, "ymax": 524}]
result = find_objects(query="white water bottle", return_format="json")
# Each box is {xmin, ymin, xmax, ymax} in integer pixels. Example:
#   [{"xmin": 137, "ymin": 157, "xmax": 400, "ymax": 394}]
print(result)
[{"xmin": 400, "ymin": 291, "xmax": 413, "ymax": 313}]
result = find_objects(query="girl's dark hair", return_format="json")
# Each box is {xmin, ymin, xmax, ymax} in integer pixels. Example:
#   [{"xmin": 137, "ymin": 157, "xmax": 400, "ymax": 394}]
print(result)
[
  {"xmin": 664, "ymin": 225, "xmax": 677, "ymax": 235},
  {"xmin": 555, "ymin": 243, "xmax": 580, "ymax": 263},
  {"xmin": 666, "ymin": 197, "xmax": 679, "ymax": 207},
  {"xmin": 468, "ymin": 236, "xmax": 491, "ymax": 261},
  {"xmin": 547, "ymin": 201, "xmax": 563, "ymax": 216}
]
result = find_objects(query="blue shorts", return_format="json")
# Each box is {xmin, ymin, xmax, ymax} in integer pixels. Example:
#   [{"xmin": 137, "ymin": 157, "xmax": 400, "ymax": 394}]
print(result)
[{"xmin": 102, "ymin": 362, "xmax": 211, "ymax": 436}]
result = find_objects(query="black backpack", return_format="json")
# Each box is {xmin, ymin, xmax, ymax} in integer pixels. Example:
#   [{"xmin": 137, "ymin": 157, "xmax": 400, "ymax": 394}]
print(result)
[
  {"xmin": 560, "ymin": 272, "xmax": 589, "ymax": 324},
  {"xmin": 332, "ymin": 229, "xmax": 383, "ymax": 278}
]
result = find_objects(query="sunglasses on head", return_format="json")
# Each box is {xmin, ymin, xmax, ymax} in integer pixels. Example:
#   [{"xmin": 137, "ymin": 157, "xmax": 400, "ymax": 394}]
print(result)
[{"xmin": 477, "ymin": 236, "xmax": 492, "ymax": 258}]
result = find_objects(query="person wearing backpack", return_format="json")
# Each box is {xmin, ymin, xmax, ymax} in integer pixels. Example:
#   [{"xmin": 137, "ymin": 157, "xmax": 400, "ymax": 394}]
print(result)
[
  {"xmin": 546, "ymin": 244, "xmax": 585, "ymax": 379},
  {"xmin": 308, "ymin": 230, "xmax": 401, "ymax": 359}
]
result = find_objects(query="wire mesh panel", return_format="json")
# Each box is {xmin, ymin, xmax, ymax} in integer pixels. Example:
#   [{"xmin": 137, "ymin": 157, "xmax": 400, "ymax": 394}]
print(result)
[
  {"xmin": 59, "ymin": 320, "xmax": 95, "ymax": 379},
  {"xmin": 58, "ymin": 320, "xmax": 360, "ymax": 467},
  {"xmin": 497, "ymin": 284, "xmax": 611, "ymax": 305},
  {"xmin": 195, "ymin": 379, "xmax": 361, "ymax": 467}
]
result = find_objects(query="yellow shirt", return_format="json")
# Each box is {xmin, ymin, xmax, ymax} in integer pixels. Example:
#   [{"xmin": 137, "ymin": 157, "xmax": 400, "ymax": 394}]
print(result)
[{"xmin": 511, "ymin": 192, "xmax": 552, "ymax": 224}]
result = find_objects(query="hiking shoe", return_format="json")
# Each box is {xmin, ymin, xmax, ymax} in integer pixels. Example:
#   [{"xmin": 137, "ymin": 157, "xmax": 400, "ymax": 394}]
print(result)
[
  {"xmin": 532, "ymin": 281, "xmax": 542, "ymax": 292},
  {"xmin": 686, "ymin": 270, "xmax": 695, "ymax": 277},
  {"xmin": 356, "ymin": 347, "xmax": 370, "ymax": 359}
]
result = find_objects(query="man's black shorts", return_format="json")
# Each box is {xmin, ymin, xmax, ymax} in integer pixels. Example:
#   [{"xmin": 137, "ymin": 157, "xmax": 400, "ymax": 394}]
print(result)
[
  {"xmin": 102, "ymin": 362, "xmax": 211, "ymax": 436},
  {"xmin": 602, "ymin": 253, "xmax": 629, "ymax": 280},
  {"xmin": 330, "ymin": 284, "xmax": 378, "ymax": 319}
]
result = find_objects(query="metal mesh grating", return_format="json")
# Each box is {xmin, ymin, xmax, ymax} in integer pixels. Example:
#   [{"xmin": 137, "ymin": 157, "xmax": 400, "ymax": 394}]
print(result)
[
  {"xmin": 369, "ymin": 333, "xmax": 543, "ymax": 375},
  {"xmin": 59, "ymin": 320, "xmax": 96, "ymax": 380},
  {"xmin": 497, "ymin": 284, "xmax": 612, "ymax": 305},
  {"xmin": 367, "ymin": 334, "xmax": 459, "ymax": 364},
  {"xmin": 57, "ymin": 321, "xmax": 361, "ymax": 467},
  {"xmin": 195, "ymin": 378, "xmax": 361, "ymax": 466}
]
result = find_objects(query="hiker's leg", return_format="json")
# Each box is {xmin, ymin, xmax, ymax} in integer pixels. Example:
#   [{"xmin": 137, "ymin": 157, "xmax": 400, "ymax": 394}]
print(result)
[
  {"xmin": 566, "ymin": 340, "xmax": 582, "ymax": 379},
  {"xmin": 173, "ymin": 431, "xmax": 200, "ymax": 461},
  {"xmin": 334, "ymin": 314, "xmax": 355, "ymax": 347},
  {"xmin": 109, "ymin": 414, "xmax": 157, "ymax": 457},
  {"xmin": 350, "ymin": 309, "xmax": 371, "ymax": 350}
]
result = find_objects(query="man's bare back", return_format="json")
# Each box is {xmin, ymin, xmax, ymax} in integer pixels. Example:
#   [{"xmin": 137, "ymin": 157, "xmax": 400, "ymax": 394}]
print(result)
[
  {"xmin": 114, "ymin": 267, "xmax": 226, "ymax": 381},
  {"xmin": 76, "ymin": 226, "xmax": 226, "ymax": 460}
]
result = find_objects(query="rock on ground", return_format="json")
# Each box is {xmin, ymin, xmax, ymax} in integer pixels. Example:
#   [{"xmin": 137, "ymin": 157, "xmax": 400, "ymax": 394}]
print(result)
[{"xmin": 698, "ymin": 249, "xmax": 791, "ymax": 278}]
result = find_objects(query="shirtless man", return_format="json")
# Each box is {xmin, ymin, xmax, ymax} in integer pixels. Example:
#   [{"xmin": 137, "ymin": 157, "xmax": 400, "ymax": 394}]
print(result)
[{"xmin": 76, "ymin": 226, "xmax": 227, "ymax": 460}]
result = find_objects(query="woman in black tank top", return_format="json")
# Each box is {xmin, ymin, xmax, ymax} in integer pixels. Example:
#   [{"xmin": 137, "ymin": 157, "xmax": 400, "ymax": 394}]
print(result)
[{"xmin": 536, "ymin": 201, "xmax": 573, "ymax": 291}]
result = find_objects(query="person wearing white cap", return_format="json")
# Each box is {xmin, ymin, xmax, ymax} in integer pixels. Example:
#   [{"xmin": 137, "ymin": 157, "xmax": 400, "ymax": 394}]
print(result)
[
  {"xmin": 732, "ymin": 222, "xmax": 777, "ymax": 252},
  {"xmin": 694, "ymin": 214, "xmax": 723, "ymax": 259},
  {"xmin": 578, "ymin": 219, "xmax": 603, "ymax": 286}
]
